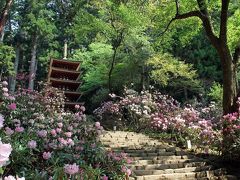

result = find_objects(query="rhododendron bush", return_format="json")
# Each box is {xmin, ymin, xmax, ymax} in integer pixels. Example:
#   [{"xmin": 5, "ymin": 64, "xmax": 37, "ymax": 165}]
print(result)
[
  {"xmin": 0, "ymin": 81, "xmax": 130, "ymax": 179},
  {"xmin": 221, "ymin": 101, "xmax": 240, "ymax": 159},
  {"xmin": 95, "ymin": 88, "xmax": 222, "ymax": 151}
]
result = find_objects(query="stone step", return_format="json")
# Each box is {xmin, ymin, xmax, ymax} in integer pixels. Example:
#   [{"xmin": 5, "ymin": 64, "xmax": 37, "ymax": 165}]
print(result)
[
  {"xmin": 112, "ymin": 149, "xmax": 167, "ymax": 154},
  {"xmin": 128, "ymin": 151, "xmax": 176, "ymax": 157},
  {"xmin": 128, "ymin": 161, "xmax": 208, "ymax": 170},
  {"xmin": 131, "ymin": 155, "xmax": 196, "ymax": 161},
  {"xmin": 131, "ymin": 159, "xmax": 206, "ymax": 165},
  {"xmin": 133, "ymin": 166, "xmax": 213, "ymax": 176},
  {"xmin": 133, "ymin": 168, "xmax": 227, "ymax": 180}
]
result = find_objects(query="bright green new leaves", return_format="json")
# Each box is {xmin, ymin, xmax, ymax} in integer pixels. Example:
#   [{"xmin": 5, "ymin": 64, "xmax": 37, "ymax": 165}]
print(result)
[
  {"xmin": 73, "ymin": 42, "xmax": 113, "ymax": 93},
  {"xmin": 147, "ymin": 53, "xmax": 198, "ymax": 87},
  {"xmin": 228, "ymin": 9, "xmax": 240, "ymax": 52},
  {"xmin": 0, "ymin": 44, "xmax": 15, "ymax": 76}
]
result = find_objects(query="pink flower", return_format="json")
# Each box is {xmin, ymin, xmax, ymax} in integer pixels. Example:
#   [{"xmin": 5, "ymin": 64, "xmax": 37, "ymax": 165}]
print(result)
[
  {"xmin": 27, "ymin": 140, "xmax": 37, "ymax": 149},
  {"xmin": 67, "ymin": 126, "xmax": 73, "ymax": 131},
  {"xmin": 2, "ymin": 87, "xmax": 8, "ymax": 92},
  {"xmin": 8, "ymin": 103, "xmax": 16, "ymax": 110},
  {"xmin": 75, "ymin": 146, "xmax": 84, "ymax": 151},
  {"xmin": 56, "ymin": 128, "xmax": 62, "ymax": 133},
  {"xmin": 3, "ymin": 92, "xmax": 9, "ymax": 97},
  {"xmin": 64, "ymin": 163, "xmax": 79, "ymax": 175},
  {"xmin": 50, "ymin": 129, "xmax": 57, "ymax": 137},
  {"xmin": 126, "ymin": 169, "xmax": 131, "ymax": 176},
  {"xmin": 0, "ymin": 114, "xmax": 4, "ymax": 129},
  {"xmin": 80, "ymin": 106, "xmax": 85, "ymax": 112},
  {"xmin": 75, "ymin": 105, "xmax": 80, "ymax": 109},
  {"xmin": 126, "ymin": 158, "xmax": 132, "ymax": 164},
  {"xmin": 57, "ymin": 123, "xmax": 63, "ymax": 128},
  {"xmin": 64, "ymin": 132, "xmax": 72, "ymax": 138},
  {"xmin": 0, "ymin": 141, "xmax": 12, "ymax": 167},
  {"xmin": 67, "ymin": 138, "xmax": 74, "ymax": 146},
  {"xmin": 15, "ymin": 126, "xmax": 24, "ymax": 133},
  {"xmin": 2, "ymin": 81, "xmax": 8, "ymax": 86},
  {"xmin": 5, "ymin": 127, "xmax": 14, "ymax": 136},
  {"xmin": 8, "ymin": 96, "xmax": 15, "ymax": 101},
  {"xmin": 121, "ymin": 166, "xmax": 131, "ymax": 176},
  {"xmin": 101, "ymin": 175, "xmax": 108, "ymax": 180},
  {"xmin": 95, "ymin": 122, "xmax": 101, "ymax": 129},
  {"xmin": 58, "ymin": 138, "xmax": 67, "ymax": 145},
  {"xmin": 42, "ymin": 152, "xmax": 52, "ymax": 160},
  {"xmin": 37, "ymin": 130, "xmax": 47, "ymax": 137}
]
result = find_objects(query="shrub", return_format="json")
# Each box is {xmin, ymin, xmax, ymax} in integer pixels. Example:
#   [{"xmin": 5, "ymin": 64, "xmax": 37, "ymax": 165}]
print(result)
[
  {"xmin": 0, "ymin": 81, "xmax": 129, "ymax": 179},
  {"xmin": 95, "ymin": 88, "xmax": 222, "ymax": 151}
]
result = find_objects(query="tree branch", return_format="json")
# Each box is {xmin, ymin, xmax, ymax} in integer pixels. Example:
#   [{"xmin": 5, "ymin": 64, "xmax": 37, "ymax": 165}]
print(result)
[
  {"xmin": 220, "ymin": 0, "xmax": 230, "ymax": 42},
  {"xmin": 0, "ymin": 0, "xmax": 13, "ymax": 37},
  {"xmin": 159, "ymin": 10, "xmax": 201, "ymax": 36}
]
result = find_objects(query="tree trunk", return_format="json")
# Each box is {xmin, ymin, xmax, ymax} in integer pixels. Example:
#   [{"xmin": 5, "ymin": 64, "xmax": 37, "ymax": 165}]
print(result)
[
  {"xmin": 0, "ymin": 0, "xmax": 13, "ymax": 38},
  {"xmin": 28, "ymin": 35, "xmax": 38, "ymax": 90},
  {"xmin": 9, "ymin": 43, "xmax": 20, "ymax": 92},
  {"xmin": 218, "ymin": 47, "xmax": 237, "ymax": 115},
  {"xmin": 108, "ymin": 47, "xmax": 117, "ymax": 92}
]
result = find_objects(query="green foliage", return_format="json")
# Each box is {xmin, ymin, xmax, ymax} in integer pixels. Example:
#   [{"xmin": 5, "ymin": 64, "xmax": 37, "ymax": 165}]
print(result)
[
  {"xmin": 208, "ymin": 82, "xmax": 223, "ymax": 105},
  {"xmin": 0, "ymin": 44, "xmax": 15, "ymax": 76},
  {"xmin": 73, "ymin": 42, "xmax": 113, "ymax": 93},
  {"xmin": 147, "ymin": 53, "xmax": 198, "ymax": 86}
]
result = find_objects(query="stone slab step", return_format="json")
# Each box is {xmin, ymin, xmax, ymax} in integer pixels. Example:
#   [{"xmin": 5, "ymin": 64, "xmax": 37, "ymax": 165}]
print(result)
[
  {"xmin": 128, "ymin": 152, "xmax": 175, "ymax": 157},
  {"xmin": 129, "ymin": 162, "xmax": 208, "ymax": 170},
  {"xmin": 131, "ymin": 155, "xmax": 195, "ymax": 161},
  {"xmin": 131, "ymin": 159, "xmax": 206, "ymax": 165},
  {"xmin": 133, "ymin": 169, "xmax": 227, "ymax": 180},
  {"xmin": 133, "ymin": 166, "xmax": 213, "ymax": 176}
]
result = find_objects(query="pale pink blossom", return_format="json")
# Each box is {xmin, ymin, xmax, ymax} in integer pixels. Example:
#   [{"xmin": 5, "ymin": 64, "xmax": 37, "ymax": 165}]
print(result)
[
  {"xmin": 56, "ymin": 128, "xmax": 62, "ymax": 133},
  {"xmin": 27, "ymin": 140, "xmax": 37, "ymax": 149},
  {"xmin": 67, "ymin": 138, "xmax": 74, "ymax": 146},
  {"xmin": 37, "ymin": 130, "xmax": 47, "ymax": 137},
  {"xmin": 50, "ymin": 129, "xmax": 57, "ymax": 136},
  {"xmin": 0, "ymin": 114, "xmax": 4, "ymax": 129},
  {"xmin": 64, "ymin": 132, "xmax": 72, "ymax": 138},
  {"xmin": 5, "ymin": 127, "xmax": 14, "ymax": 136},
  {"xmin": 15, "ymin": 126, "xmax": 24, "ymax": 133},
  {"xmin": 0, "ymin": 142, "xmax": 12, "ymax": 167},
  {"xmin": 95, "ymin": 122, "xmax": 101, "ymax": 129},
  {"xmin": 75, "ymin": 105, "xmax": 80, "ymax": 109},
  {"xmin": 2, "ymin": 87, "xmax": 8, "ymax": 92},
  {"xmin": 64, "ymin": 163, "xmax": 79, "ymax": 175},
  {"xmin": 3, "ymin": 92, "xmax": 9, "ymax": 97},
  {"xmin": 2, "ymin": 81, "xmax": 8, "ymax": 86},
  {"xmin": 80, "ymin": 106, "xmax": 85, "ymax": 112},
  {"xmin": 57, "ymin": 123, "xmax": 63, "ymax": 128},
  {"xmin": 42, "ymin": 152, "xmax": 52, "ymax": 160}
]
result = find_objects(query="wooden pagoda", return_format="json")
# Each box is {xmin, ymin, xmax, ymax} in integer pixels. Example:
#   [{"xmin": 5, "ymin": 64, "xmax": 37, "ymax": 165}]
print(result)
[{"xmin": 47, "ymin": 58, "xmax": 82, "ymax": 109}]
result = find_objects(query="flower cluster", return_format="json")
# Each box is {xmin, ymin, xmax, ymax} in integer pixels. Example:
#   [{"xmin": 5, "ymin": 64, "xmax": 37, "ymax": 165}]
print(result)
[
  {"xmin": 0, "ymin": 81, "xmax": 128, "ymax": 179},
  {"xmin": 95, "ymin": 88, "xmax": 222, "ymax": 150}
]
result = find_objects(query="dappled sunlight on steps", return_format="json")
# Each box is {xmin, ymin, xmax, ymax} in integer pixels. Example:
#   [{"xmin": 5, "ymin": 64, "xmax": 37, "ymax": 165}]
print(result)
[{"xmin": 100, "ymin": 131, "xmax": 237, "ymax": 180}]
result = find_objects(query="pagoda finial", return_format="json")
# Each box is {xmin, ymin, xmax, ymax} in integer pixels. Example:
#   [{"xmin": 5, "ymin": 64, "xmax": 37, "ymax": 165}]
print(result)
[{"xmin": 63, "ymin": 39, "xmax": 68, "ymax": 60}]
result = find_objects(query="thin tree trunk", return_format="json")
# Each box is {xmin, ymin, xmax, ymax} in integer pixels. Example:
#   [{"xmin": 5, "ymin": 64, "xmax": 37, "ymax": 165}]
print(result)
[
  {"xmin": 0, "ymin": 0, "xmax": 13, "ymax": 38},
  {"xmin": 28, "ymin": 35, "xmax": 38, "ymax": 90},
  {"xmin": 0, "ymin": 67, "xmax": 3, "ymax": 81},
  {"xmin": 0, "ymin": 27, "xmax": 5, "ymax": 42},
  {"xmin": 108, "ymin": 47, "xmax": 118, "ymax": 92},
  {"xmin": 9, "ymin": 43, "xmax": 20, "ymax": 92}
]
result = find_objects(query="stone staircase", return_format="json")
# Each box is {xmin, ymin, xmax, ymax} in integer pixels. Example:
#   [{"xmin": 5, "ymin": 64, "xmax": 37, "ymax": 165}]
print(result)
[{"xmin": 99, "ymin": 131, "xmax": 237, "ymax": 180}]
